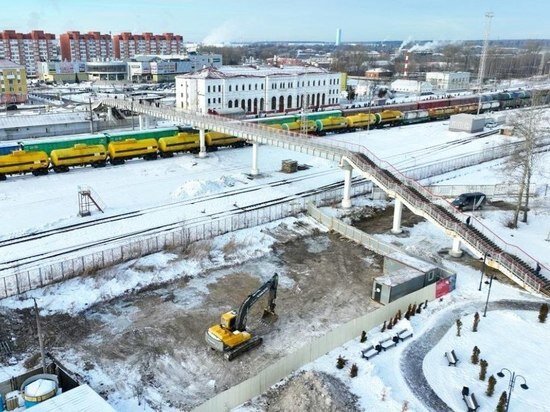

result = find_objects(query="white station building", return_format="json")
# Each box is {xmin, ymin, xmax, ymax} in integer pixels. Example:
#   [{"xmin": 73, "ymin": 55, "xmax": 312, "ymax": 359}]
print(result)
[{"xmin": 176, "ymin": 65, "xmax": 342, "ymax": 114}]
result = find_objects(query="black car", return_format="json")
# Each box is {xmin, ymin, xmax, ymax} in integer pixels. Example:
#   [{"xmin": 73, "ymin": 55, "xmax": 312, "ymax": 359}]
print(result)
[{"xmin": 451, "ymin": 192, "xmax": 487, "ymax": 211}]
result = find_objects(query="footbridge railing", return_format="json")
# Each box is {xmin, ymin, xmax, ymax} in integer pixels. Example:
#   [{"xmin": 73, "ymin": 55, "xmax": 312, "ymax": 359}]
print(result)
[{"xmin": 100, "ymin": 99, "xmax": 549, "ymax": 294}]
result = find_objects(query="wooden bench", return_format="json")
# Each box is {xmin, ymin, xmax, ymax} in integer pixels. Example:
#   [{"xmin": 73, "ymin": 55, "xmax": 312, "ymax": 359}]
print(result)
[
  {"xmin": 379, "ymin": 336, "xmax": 397, "ymax": 351},
  {"xmin": 445, "ymin": 350, "xmax": 459, "ymax": 366},
  {"xmin": 396, "ymin": 328, "xmax": 413, "ymax": 341},
  {"xmin": 461, "ymin": 387, "xmax": 479, "ymax": 411},
  {"xmin": 361, "ymin": 344, "xmax": 379, "ymax": 360}
]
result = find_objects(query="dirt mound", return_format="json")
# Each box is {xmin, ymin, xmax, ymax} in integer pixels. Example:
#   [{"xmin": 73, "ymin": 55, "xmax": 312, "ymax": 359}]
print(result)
[{"xmin": 263, "ymin": 370, "xmax": 359, "ymax": 412}]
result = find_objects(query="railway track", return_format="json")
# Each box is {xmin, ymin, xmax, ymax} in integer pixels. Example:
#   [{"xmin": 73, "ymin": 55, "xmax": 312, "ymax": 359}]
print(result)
[
  {"xmin": 0, "ymin": 168, "xmax": 344, "ymax": 248},
  {"xmin": 0, "ymin": 177, "xmax": 364, "ymax": 270}
]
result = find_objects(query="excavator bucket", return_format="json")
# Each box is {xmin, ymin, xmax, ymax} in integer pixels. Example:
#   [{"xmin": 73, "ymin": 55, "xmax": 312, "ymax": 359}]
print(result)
[{"xmin": 261, "ymin": 308, "xmax": 278, "ymax": 325}]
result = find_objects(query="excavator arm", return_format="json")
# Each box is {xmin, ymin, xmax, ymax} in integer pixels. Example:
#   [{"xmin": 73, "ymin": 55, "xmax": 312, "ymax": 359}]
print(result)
[{"xmin": 235, "ymin": 273, "xmax": 278, "ymax": 332}]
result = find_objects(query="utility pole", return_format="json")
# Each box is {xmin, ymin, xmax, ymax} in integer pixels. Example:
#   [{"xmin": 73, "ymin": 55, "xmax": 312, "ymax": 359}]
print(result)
[
  {"xmin": 477, "ymin": 12, "xmax": 494, "ymax": 115},
  {"xmin": 88, "ymin": 97, "xmax": 94, "ymax": 133},
  {"xmin": 33, "ymin": 298, "xmax": 47, "ymax": 373}
]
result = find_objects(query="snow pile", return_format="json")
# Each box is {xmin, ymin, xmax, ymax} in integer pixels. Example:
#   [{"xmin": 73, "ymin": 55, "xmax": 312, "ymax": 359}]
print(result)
[
  {"xmin": 250, "ymin": 371, "xmax": 360, "ymax": 412},
  {"xmin": 171, "ymin": 175, "xmax": 239, "ymax": 199}
]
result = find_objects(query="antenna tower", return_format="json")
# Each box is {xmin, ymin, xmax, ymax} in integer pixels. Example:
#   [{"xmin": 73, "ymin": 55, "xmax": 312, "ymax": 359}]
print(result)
[{"xmin": 477, "ymin": 12, "xmax": 494, "ymax": 115}]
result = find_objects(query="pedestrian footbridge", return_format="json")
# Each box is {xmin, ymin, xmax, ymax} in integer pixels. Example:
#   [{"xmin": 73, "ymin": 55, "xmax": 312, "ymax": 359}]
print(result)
[{"xmin": 100, "ymin": 98, "xmax": 549, "ymax": 296}]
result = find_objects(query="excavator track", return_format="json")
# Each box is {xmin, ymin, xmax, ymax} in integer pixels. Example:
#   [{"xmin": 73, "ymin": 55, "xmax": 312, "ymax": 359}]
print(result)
[{"xmin": 224, "ymin": 336, "xmax": 263, "ymax": 361}]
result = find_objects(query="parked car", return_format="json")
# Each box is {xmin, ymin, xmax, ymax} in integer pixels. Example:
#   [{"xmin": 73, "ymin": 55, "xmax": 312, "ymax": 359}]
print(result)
[{"xmin": 451, "ymin": 192, "xmax": 487, "ymax": 211}]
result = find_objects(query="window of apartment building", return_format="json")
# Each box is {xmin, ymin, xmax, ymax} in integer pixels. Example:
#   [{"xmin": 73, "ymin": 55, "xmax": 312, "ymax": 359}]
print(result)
[
  {"xmin": 218, "ymin": 85, "xmax": 221, "ymax": 92},
  {"xmin": 218, "ymin": 97, "xmax": 221, "ymax": 103},
  {"xmin": 229, "ymin": 85, "xmax": 232, "ymax": 92},
  {"xmin": 207, "ymin": 98, "xmax": 211, "ymax": 104},
  {"xmin": 255, "ymin": 84, "xmax": 258, "ymax": 90},
  {"xmin": 207, "ymin": 85, "xmax": 210, "ymax": 92}
]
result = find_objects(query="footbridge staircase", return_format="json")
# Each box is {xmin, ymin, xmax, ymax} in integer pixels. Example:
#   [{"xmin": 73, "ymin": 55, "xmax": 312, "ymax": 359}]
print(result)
[{"xmin": 100, "ymin": 98, "xmax": 550, "ymax": 296}]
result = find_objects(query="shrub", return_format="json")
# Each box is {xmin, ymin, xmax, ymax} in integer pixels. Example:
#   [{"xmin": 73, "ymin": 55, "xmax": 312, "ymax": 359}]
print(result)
[
  {"xmin": 471, "ymin": 346, "xmax": 480, "ymax": 365},
  {"xmin": 539, "ymin": 303, "xmax": 548, "ymax": 323},
  {"xmin": 336, "ymin": 356, "xmax": 347, "ymax": 369},
  {"xmin": 496, "ymin": 391, "xmax": 508, "ymax": 412},
  {"xmin": 350, "ymin": 363, "xmax": 358, "ymax": 378},
  {"xmin": 479, "ymin": 359, "xmax": 488, "ymax": 381},
  {"xmin": 486, "ymin": 375, "xmax": 496, "ymax": 397},
  {"xmin": 360, "ymin": 331, "xmax": 367, "ymax": 343}
]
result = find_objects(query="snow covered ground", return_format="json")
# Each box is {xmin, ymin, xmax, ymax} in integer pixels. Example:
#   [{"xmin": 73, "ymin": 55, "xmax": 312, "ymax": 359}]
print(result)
[
  {"xmin": 1, "ymin": 104, "xmax": 549, "ymax": 411},
  {"xmin": 0, "ymin": 117, "xmax": 524, "ymax": 272},
  {"xmin": 239, "ymin": 196, "xmax": 550, "ymax": 412}
]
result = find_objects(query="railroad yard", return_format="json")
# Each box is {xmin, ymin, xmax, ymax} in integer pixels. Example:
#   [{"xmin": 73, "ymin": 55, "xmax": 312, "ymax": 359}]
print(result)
[{"xmin": 1, "ymin": 106, "xmax": 549, "ymax": 411}]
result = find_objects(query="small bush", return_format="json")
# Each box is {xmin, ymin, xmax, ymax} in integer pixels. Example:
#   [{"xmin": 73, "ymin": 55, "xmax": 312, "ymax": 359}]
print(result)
[
  {"xmin": 479, "ymin": 359, "xmax": 488, "ymax": 381},
  {"xmin": 360, "ymin": 331, "xmax": 367, "ymax": 343},
  {"xmin": 350, "ymin": 363, "xmax": 358, "ymax": 378},
  {"xmin": 336, "ymin": 355, "xmax": 347, "ymax": 369},
  {"xmin": 486, "ymin": 375, "xmax": 496, "ymax": 397},
  {"xmin": 471, "ymin": 346, "xmax": 480, "ymax": 365},
  {"xmin": 539, "ymin": 303, "xmax": 548, "ymax": 323},
  {"xmin": 496, "ymin": 391, "xmax": 508, "ymax": 412}
]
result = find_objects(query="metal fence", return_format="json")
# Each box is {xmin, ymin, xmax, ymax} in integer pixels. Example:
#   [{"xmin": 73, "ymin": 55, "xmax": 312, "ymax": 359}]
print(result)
[
  {"xmin": 307, "ymin": 202, "xmax": 402, "ymax": 257},
  {"xmin": 426, "ymin": 183, "xmax": 541, "ymax": 198},
  {"xmin": 405, "ymin": 137, "xmax": 550, "ymax": 184},
  {"xmin": 193, "ymin": 283, "xmax": 437, "ymax": 412},
  {"xmin": 0, "ymin": 181, "xmax": 373, "ymax": 299}
]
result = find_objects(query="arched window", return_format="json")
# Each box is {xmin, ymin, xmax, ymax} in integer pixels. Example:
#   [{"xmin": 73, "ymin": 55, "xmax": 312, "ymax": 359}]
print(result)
[
  {"xmin": 306, "ymin": 94, "xmax": 310, "ymax": 107},
  {"xmin": 260, "ymin": 97, "xmax": 264, "ymax": 111},
  {"xmin": 228, "ymin": 100, "xmax": 233, "ymax": 108},
  {"xmin": 322, "ymin": 93, "xmax": 326, "ymax": 106},
  {"xmin": 316, "ymin": 93, "xmax": 320, "ymax": 107},
  {"xmin": 241, "ymin": 99, "xmax": 246, "ymax": 110},
  {"xmin": 271, "ymin": 96, "xmax": 277, "ymax": 111},
  {"xmin": 311, "ymin": 94, "xmax": 315, "ymax": 107},
  {"xmin": 296, "ymin": 95, "xmax": 300, "ymax": 108},
  {"xmin": 253, "ymin": 98, "xmax": 258, "ymax": 113},
  {"xmin": 287, "ymin": 95, "xmax": 292, "ymax": 109},
  {"xmin": 247, "ymin": 98, "xmax": 252, "ymax": 112},
  {"xmin": 234, "ymin": 99, "xmax": 238, "ymax": 108},
  {"xmin": 279, "ymin": 96, "xmax": 284, "ymax": 112}
]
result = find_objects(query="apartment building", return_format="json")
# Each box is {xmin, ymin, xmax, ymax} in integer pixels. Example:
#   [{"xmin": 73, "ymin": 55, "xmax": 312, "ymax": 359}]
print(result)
[
  {"xmin": 113, "ymin": 32, "xmax": 184, "ymax": 59},
  {"xmin": 0, "ymin": 30, "xmax": 57, "ymax": 77},
  {"xmin": 59, "ymin": 31, "xmax": 113, "ymax": 61}
]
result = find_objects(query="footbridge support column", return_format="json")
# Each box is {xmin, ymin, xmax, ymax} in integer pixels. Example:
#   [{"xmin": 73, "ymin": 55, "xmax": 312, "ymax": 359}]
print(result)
[
  {"xmin": 449, "ymin": 237, "xmax": 463, "ymax": 258},
  {"xmin": 199, "ymin": 128, "xmax": 207, "ymax": 158},
  {"xmin": 251, "ymin": 142, "xmax": 260, "ymax": 176},
  {"xmin": 341, "ymin": 163, "xmax": 352, "ymax": 209},
  {"xmin": 391, "ymin": 198, "xmax": 403, "ymax": 234},
  {"xmin": 138, "ymin": 115, "xmax": 144, "ymax": 130}
]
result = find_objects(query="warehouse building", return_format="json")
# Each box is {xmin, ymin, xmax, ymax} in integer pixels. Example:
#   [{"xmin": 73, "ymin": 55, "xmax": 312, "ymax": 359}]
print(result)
[
  {"xmin": 426, "ymin": 71, "xmax": 471, "ymax": 91},
  {"xmin": 127, "ymin": 53, "xmax": 222, "ymax": 83},
  {"xmin": 390, "ymin": 79, "xmax": 433, "ymax": 95},
  {"xmin": 37, "ymin": 61, "xmax": 88, "ymax": 83},
  {"xmin": 176, "ymin": 65, "xmax": 342, "ymax": 114}
]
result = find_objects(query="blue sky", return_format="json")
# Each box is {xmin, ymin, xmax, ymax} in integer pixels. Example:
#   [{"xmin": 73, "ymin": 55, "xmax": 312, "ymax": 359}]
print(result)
[{"xmin": 1, "ymin": 0, "xmax": 549, "ymax": 43}]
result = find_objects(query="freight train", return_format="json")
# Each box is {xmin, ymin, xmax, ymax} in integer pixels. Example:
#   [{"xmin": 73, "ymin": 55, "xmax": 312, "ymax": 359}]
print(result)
[{"xmin": 1, "ymin": 88, "xmax": 549, "ymax": 181}]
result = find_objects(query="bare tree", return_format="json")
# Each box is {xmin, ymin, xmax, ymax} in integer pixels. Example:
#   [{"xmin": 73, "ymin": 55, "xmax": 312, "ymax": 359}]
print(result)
[{"xmin": 503, "ymin": 91, "xmax": 548, "ymax": 227}]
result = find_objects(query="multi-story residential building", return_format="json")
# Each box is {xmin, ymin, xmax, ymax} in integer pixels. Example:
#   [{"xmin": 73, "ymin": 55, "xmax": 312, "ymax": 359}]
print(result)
[
  {"xmin": 59, "ymin": 31, "xmax": 113, "ymax": 62},
  {"xmin": 0, "ymin": 60, "xmax": 27, "ymax": 104},
  {"xmin": 0, "ymin": 30, "xmax": 57, "ymax": 77},
  {"xmin": 127, "ymin": 53, "xmax": 222, "ymax": 83},
  {"xmin": 176, "ymin": 65, "xmax": 342, "ymax": 114},
  {"xmin": 426, "ymin": 71, "xmax": 471, "ymax": 92},
  {"xmin": 113, "ymin": 33, "xmax": 184, "ymax": 59}
]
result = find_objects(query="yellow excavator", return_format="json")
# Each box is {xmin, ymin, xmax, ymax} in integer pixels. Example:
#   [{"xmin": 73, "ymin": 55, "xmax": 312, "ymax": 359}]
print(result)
[{"xmin": 205, "ymin": 273, "xmax": 278, "ymax": 360}]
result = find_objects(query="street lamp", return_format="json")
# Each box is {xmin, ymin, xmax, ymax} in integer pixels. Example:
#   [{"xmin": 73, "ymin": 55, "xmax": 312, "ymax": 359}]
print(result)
[
  {"xmin": 479, "ymin": 252, "xmax": 491, "ymax": 291},
  {"xmin": 496, "ymin": 368, "xmax": 528, "ymax": 412},
  {"xmin": 482, "ymin": 270, "xmax": 496, "ymax": 317}
]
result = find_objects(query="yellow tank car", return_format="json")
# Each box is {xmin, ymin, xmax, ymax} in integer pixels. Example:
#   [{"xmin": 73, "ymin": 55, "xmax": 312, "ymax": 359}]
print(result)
[
  {"xmin": 345, "ymin": 113, "xmax": 377, "ymax": 129},
  {"xmin": 377, "ymin": 110, "xmax": 403, "ymax": 126},
  {"xmin": 50, "ymin": 144, "xmax": 107, "ymax": 172},
  {"xmin": 281, "ymin": 120, "xmax": 317, "ymax": 133},
  {"xmin": 268, "ymin": 124, "xmax": 283, "ymax": 130},
  {"xmin": 205, "ymin": 131, "xmax": 245, "ymax": 150},
  {"xmin": 429, "ymin": 106, "xmax": 458, "ymax": 119},
  {"xmin": 314, "ymin": 116, "xmax": 349, "ymax": 135},
  {"xmin": 107, "ymin": 138, "xmax": 158, "ymax": 165},
  {"xmin": 158, "ymin": 132, "xmax": 200, "ymax": 157},
  {"xmin": 0, "ymin": 150, "xmax": 49, "ymax": 180}
]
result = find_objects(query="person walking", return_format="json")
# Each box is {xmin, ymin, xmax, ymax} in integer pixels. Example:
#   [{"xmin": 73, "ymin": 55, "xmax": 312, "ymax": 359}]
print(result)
[{"xmin": 466, "ymin": 216, "xmax": 471, "ymax": 226}]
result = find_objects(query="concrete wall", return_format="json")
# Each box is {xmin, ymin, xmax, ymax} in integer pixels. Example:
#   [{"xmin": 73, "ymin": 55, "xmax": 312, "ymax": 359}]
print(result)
[{"xmin": 193, "ymin": 284, "xmax": 437, "ymax": 411}]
